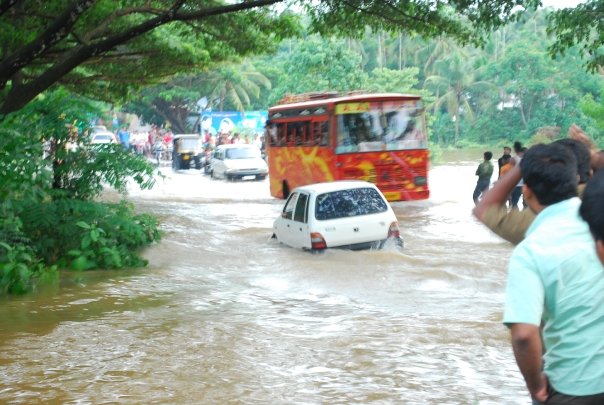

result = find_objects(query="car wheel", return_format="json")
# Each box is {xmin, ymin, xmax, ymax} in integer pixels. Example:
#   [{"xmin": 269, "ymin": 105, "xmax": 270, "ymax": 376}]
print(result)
[
  {"xmin": 173, "ymin": 156, "xmax": 180, "ymax": 171},
  {"xmin": 282, "ymin": 181, "xmax": 290, "ymax": 199},
  {"xmin": 210, "ymin": 169, "xmax": 215, "ymax": 179}
]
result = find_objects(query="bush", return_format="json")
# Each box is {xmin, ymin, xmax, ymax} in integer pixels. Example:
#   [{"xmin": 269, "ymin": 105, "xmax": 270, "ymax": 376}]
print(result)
[{"xmin": 0, "ymin": 89, "xmax": 162, "ymax": 295}]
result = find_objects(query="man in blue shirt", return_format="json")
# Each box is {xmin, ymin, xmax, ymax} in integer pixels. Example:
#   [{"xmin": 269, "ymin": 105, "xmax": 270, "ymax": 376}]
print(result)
[
  {"xmin": 503, "ymin": 143, "xmax": 604, "ymax": 404},
  {"xmin": 117, "ymin": 125, "xmax": 130, "ymax": 151}
]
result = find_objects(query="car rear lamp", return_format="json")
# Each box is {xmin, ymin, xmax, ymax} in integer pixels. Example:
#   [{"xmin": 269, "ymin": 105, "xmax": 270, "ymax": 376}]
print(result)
[
  {"xmin": 388, "ymin": 222, "xmax": 400, "ymax": 238},
  {"xmin": 310, "ymin": 232, "xmax": 327, "ymax": 250}
]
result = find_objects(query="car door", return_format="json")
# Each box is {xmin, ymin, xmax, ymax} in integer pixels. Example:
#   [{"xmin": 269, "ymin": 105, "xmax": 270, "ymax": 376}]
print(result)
[
  {"xmin": 212, "ymin": 148, "xmax": 225, "ymax": 177},
  {"xmin": 289, "ymin": 192, "xmax": 310, "ymax": 248},
  {"xmin": 274, "ymin": 192, "xmax": 310, "ymax": 249}
]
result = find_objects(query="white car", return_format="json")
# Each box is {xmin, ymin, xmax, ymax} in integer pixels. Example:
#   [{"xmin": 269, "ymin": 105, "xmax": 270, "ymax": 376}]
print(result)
[
  {"xmin": 209, "ymin": 144, "xmax": 268, "ymax": 181},
  {"xmin": 272, "ymin": 180, "xmax": 403, "ymax": 251},
  {"xmin": 90, "ymin": 126, "xmax": 118, "ymax": 144}
]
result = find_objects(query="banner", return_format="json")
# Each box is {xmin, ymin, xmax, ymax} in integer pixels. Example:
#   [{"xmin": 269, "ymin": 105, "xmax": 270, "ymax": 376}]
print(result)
[{"xmin": 200, "ymin": 111, "xmax": 268, "ymax": 135}]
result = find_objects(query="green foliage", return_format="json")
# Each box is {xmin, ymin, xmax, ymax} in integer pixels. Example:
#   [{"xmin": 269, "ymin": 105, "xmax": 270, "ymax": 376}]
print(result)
[
  {"xmin": 578, "ymin": 85, "xmax": 604, "ymax": 145},
  {"xmin": 366, "ymin": 67, "xmax": 421, "ymax": 93},
  {"xmin": 0, "ymin": 1, "xmax": 301, "ymax": 115},
  {"xmin": 0, "ymin": 89, "xmax": 162, "ymax": 295},
  {"xmin": 17, "ymin": 199, "xmax": 160, "ymax": 268},
  {"xmin": 0, "ymin": 241, "xmax": 57, "ymax": 295},
  {"xmin": 304, "ymin": 0, "xmax": 541, "ymax": 46},
  {"xmin": 547, "ymin": 1, "xmax": 604, "ymax": 72},
  {"xmin": 268, "ymin": 36, "xmax": 369, "ymax": 104}
]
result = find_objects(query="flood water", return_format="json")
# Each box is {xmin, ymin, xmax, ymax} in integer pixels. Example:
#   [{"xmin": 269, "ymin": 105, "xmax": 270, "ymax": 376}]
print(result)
[{"xmin": 0, "ymin": 150, "xmax": 532, "ymax": 404}]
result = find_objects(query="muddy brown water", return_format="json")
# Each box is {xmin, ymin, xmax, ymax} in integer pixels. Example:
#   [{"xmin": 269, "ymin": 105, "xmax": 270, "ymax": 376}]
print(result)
[{"xmin": 0, "ymin": 151, "xmax": 532, "ymax": 404}]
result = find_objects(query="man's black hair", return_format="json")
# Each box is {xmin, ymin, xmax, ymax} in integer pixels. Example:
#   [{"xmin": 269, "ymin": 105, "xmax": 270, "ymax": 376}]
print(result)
[
  {"xmin": 513, "ymin": 141, "xmax": 523, "ymax": 153},
  {"xmin": 520, "ymin": 143, "xmax": 578, "ymax": 206},
  {"xmin": 553, "ymin": 138, "xmax": 592, "ymax": 184},
  {"xmin": 580, "ymin": 170, "xmax": 604, "ymax": 241},
  {"xmin": 484, "ymin": 151, "xmax": 493, "ymax": 160}
]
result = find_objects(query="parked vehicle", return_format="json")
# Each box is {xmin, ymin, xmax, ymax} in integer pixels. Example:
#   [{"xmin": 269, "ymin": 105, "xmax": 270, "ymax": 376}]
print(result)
[
  {"xmin": 90, "ymin": 126, "xmax": 118, "ymax": 144},
  {"xmin": 172, "ymin": 134, "xmax": 204, "ymax": 170},
  {"xmin": 272, "ymin": 180, "xmax": 403, "ymax": 251},
  {"xmin": 209, "ymin": 144, "xmax": 268, "ymax": 181}
]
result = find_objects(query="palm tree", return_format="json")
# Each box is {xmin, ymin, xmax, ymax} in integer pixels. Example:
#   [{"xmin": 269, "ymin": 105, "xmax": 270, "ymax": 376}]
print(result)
[
  {"xmin": 204, "ymin": 62, "xmax": 272, "ymax": 112},
  {"xmin": 424, "ymin": 53, "xmax": 496, "ymax": 146}
]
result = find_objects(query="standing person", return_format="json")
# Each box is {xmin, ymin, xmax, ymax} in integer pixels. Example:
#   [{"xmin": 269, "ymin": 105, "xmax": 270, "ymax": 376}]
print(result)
[
  {"xmin": 580, "ymin": 169, "xmax": 604, "ymax": 264},
  {"xmin": 503, "ymin": 143, "xmax": 604, "ymax": 404},
  {"xmin": 117, "ymin": 125, "xmax": 130, "ymax": 151},
  {"xmin": 472, "ymin": 151, "xmax": 494, "ymax": 205},
  {"xmin": 497, "ymin": 146, "xmax": 512, "ymax": 178},
  {"xmin": 509, "ymin": 141, "xmax": 525, "ymax": 209},
  {"xmin": 474, "ymin": 127, "xmax": 598, "ymax": 246}
]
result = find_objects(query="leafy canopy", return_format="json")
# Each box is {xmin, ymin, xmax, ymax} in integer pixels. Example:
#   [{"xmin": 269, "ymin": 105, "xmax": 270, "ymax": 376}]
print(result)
[{"xmin": 0, "ymin": 0, "xmax": 542, "ymax": 116}]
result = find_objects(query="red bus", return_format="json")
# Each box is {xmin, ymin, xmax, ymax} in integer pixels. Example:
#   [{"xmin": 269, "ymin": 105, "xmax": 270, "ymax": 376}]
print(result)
[{"xmin": 265, "ymin": 92, "xmax": 430, "ymax": 201}]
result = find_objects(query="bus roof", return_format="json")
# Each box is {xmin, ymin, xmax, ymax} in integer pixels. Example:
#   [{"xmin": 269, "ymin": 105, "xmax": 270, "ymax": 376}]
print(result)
[{"xmin": 269, "ymin": 92, "xmax": 421, "ymax": 112}]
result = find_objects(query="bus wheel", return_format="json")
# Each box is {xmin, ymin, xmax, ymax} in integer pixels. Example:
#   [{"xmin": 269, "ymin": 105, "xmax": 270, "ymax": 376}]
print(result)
[{"xmin": 282, "ymin": 181, "xmax": 290, "ymax": 199}]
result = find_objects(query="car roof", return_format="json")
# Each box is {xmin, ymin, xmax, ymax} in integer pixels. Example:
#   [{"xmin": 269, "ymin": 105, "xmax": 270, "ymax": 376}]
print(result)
[
  {"xmin": 216, "ymin": 144, "xmax": 259, "ymax": 149},
  {"xmin": 174, "ymin": 134, "xmax": 201, "ymax": 139},
  {"xmin": 92, "ymin": 129, "xmax": 114, "ymax": 136},
  {"xmin": 294, "ymin": 180, "xmax": 380, "ymax": 194}
]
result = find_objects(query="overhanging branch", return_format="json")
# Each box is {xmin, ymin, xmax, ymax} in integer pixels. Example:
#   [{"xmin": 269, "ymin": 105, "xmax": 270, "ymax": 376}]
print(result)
[{"xmin": 0, "ymin": 0, "xmax": 96, "ymax": 88}]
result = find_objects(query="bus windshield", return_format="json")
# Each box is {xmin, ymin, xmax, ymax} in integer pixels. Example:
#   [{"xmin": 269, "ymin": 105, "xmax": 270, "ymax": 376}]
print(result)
[{"xmin": 335, "ymin": 101, "xmax": 426, "ymax": 154}]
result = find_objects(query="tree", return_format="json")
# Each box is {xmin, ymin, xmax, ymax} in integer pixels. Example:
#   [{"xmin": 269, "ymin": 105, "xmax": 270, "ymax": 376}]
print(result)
[
  {"xmin": 125, "ymin": 75, "xmax": 209, "ymax": 133},
  {"xmin": 0, "ymin": 0, "xmax": 543, "ymax": 117},
  {"xmin": 366, "ymin": 67, "xmax": 422, "ymax": 93},
  {"xmin": 203, "ymin": 62, "xmax": 272, "ymax": 112},
  {"xmin": 268, "ymin": 36, "xmax": 368, "ymax": 104},
  {"xmin": 0, "ymin": 0, "xmax": 298, "ymax": 116},
  {"xmin": 547, "ymin": 0, "xmax": 604, "ymax": 72},
  {"xmin": 424, "ymin": 52, "xmax": 495, "ymax": 146}
]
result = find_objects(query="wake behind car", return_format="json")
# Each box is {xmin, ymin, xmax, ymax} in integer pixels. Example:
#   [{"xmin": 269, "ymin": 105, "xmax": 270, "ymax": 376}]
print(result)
[
  {"xmin": 209, "ymin": 144, "xmax": 268, "ymax": 181},
  {"xmin": 172, "ymin": 134, "xmax": 204, "ymax": 170},
  {"xmin": 272, "ymin": 180, "xmax": 403, "ymax": 251}
]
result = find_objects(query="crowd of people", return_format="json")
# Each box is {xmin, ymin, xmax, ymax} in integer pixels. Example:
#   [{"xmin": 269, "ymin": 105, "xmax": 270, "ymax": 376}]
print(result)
[
  {"xmin": 106, "ymin": 123, "xmax": 265, "ymax": 163},
  {"xmin": 472, "ymin": 124, "xmax": 604, "ymax": 404}
]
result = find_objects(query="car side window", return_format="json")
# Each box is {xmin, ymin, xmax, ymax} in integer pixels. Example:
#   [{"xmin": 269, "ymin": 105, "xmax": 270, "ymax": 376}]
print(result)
[
  {"xmin": 315, "ymin": 187, "xmax": 388, "ymax": 220},
  {"xmin": 293, "ymin": 193, "xmax": 309, "ymax": 223},
  {"xmin": 282, "ymin": 193, "xmax": 299, "ymax": 220}
]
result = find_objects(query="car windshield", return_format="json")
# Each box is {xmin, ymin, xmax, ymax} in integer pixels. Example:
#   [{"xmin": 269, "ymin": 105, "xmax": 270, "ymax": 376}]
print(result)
[
  {"xmin": 179, "ymin": 138, "xmax": 200, "ymax": 149},
  {"xmin": 315, "ymin": 187, "xmax": 388, "ymax": 220},
  {"xmin": 93, "ymin": 134, "xmax": 113, "ymax": 142},
  {"xmin": 225, "ymin": 147, "xmax": 260, "ymax": 159}
]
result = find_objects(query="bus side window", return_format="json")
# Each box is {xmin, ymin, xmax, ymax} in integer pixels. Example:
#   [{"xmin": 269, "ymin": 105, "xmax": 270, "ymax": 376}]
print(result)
[
  {"xmin": 310, "ymin": 121, "xmax": 328, "ymax": 146},
  {"xmin": 276, "ymin": 123, "xmax": 286, "ymax": 146},
  {"xmin": 320, "ymin": 122, "xmax": 329, "ymax": 146}
]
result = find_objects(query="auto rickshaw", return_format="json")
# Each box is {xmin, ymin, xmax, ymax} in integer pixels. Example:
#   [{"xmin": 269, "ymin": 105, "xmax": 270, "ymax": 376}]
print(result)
[{"xmin": 172, "ymin": 134, "xmax": 204, "ymax": 170}]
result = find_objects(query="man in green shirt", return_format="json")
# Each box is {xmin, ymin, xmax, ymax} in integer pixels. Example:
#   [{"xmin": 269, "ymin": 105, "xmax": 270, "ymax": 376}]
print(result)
[
  {"xmin": 503, "ymin": 143, "xmax": 604, "ymax": 403},
  {"xmin": 472, "ymin": 151, "xmax": 493, "ymax": 205}
]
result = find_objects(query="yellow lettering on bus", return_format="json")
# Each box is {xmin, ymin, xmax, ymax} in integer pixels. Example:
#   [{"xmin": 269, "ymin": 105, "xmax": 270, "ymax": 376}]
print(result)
[{"xmin": 335, "ymin": 103, "xmax": 370, "ymax": 115}]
